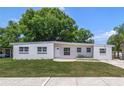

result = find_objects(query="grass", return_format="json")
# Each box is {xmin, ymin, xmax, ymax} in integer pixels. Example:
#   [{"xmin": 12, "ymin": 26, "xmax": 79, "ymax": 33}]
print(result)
[{"xmin": 0, "ymin": 59, "xmax": 124, "ymax": 77}]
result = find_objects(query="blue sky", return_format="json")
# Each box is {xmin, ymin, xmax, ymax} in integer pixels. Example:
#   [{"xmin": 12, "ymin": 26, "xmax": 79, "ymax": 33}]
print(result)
[{"xmin": 0, "ymin": 7, "xmax": 124, "ymax": 44}]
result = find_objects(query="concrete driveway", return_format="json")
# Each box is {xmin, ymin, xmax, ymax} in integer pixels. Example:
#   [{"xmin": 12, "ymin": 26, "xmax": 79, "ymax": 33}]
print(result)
[
  {"xmin": 0, "ymin": 77, "xmax": 124, "ymax": 86},
  {"xmin": 100, "ymin": 59, "xmax": 124, "ymax": 69}
]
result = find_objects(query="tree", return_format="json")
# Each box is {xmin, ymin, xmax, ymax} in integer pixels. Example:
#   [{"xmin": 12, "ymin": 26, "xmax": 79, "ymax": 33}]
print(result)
[
  {"xmin": 0, "ymin": 8, "xmax": 94, "ymax": 47},
  {"xmin": 107, "ymin": 34, "xmax": 121, "ymax": 58},
  {"xmin": 114, "ymin": 24, "xmax": 124, "ymax": 52},
  {"xmin": 0, "ymin": 28, "xmax": 5, "ymax": 47},
  {"xmin": 0, "ymin": 21, "xmax": 22, "ymax": 47},
  {"xmin": 73, "ymin": 28, "xmax": 94, "ymax": 43},
  {"xmin": 107, "ymin": 23, "xmax": 124, "ymax": 58},
  {"xmin": 19, "ymin": 8, "xmax": 93, "ymax": 42}
]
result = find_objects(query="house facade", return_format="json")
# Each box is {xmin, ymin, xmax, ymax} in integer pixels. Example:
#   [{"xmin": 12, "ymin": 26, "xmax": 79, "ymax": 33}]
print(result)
[{"xmin": 10, "ymin": 41, "xmax": 114, "ymax": 60}]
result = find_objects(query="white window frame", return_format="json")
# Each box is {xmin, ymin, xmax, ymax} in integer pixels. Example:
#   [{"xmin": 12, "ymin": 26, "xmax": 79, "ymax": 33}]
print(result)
[
  {"xmin": 64, "ymin": 48, "xmax": 70, "ymax": 55},
  {"xmin": 19, "ymin": 47, "xmax": 29, "ymax": 54},
  {"xmin": 37, "ymin": 47, "xmax": 47, "ymax": 54}
]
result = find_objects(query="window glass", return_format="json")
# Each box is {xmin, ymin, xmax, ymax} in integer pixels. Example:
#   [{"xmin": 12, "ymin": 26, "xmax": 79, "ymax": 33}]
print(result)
[
  {"xmin": 87, "ymin": 48, "xmax": 91, "ymax": 52},
  {"xmin": 37, "ymin": 47, "xmax": 47, "ymax": 54},
  {"xmin": 19, "ymin": 47, "xmax": 29, "ymax": 54},
  {"xmin": 77, "ymin": 48, "xmax": 81, "ymax": 53},
  {"xmin": 100, "ymin": 48, "xmax": 106, "ymax": 53},
  {"xmin": 64, "ymin": 48, "xmax": 70, "ymax": 55}
]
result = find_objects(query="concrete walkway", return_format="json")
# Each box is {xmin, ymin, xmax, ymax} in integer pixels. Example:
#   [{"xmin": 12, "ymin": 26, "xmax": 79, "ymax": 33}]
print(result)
[
  {"xmin": 100, "ymin": 59, "xmax": 124, "ymax": 69},
  {"xmin": 0, "ymin": 77, "xmax": 124, "ymax": 86}
]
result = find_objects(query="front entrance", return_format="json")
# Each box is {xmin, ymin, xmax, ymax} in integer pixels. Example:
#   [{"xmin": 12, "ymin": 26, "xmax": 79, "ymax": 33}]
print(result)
[{"xmin": 55, "ymin": 47, "xmax": 60, "ymax": 58}]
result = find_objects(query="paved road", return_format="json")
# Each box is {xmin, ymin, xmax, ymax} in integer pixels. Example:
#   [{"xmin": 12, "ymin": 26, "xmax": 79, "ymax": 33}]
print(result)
[{"xmin": 0, "ymin": 77, "xmax": 124, "ymax": 86}]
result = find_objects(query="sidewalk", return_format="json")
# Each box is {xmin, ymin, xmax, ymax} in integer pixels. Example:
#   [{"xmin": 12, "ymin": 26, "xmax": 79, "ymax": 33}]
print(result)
[{"xmin": 0, "ymin": 77, "xmax": 124, "ymax": 86}]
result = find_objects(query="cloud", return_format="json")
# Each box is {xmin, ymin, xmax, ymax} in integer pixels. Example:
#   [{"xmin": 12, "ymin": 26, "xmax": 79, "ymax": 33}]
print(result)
[
  {"xmin": 94, "ymin": 30, "xmax": 116, "ymax": 39},
  {"xmin": 105, "ymin": 30, "xmax": 116, "ymax": 37},
  {"xmin": 59, "ymin": 7, "xmax": 65, "ymax": 11},
  {"xmin": 10, "ymin": 18, "xmax": 20, "ymax": 22},
  {"xmin": 94, "ymin": 30, "xmax": 117, "ymax": 44}
]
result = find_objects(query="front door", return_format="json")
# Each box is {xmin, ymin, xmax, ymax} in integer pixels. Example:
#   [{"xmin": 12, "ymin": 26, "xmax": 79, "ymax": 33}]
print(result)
[{"xmin": 55, "ymin": 47, "xmax": 60, "ymax": 58}]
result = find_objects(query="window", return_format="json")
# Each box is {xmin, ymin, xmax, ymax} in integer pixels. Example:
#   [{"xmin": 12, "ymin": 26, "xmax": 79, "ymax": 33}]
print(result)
[
  {"xmin": 100, "ymin": 48, "xmax": 106, "ymax": 53},
  {"xmin": 87, "ymin": 48, "xmax": 91, "ymax": 53},
  {"xmin": 64, "ymin": 48, "xmax": 70, "ymax": 55},
  {"xmin": 37, "ymin": 47, "xmax": 47, "ymax": 54},
  {"xmin": 19, "ymin": 47, "xmax": 29, "ymax": 54},
  {"xmin": 77, "ymin": 48, "xmax": 81, "ymax": 53}
]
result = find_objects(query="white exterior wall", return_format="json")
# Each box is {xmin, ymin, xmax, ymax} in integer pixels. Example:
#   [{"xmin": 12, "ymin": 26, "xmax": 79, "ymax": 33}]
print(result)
[
  {"xmin": 12, "ymin": 41, "xmax": 113, "ymax": 60},
  {"xmin": 13, "ymin": 43, "xmax": 54, "ymax": 59},
  {"xmin": 54, "ymin": 44, "xmax": 93, "ymax": 59},
  {"xmin": 80, "ymin": 47, "xmax": 93, "ymax": 57},
  {"xmin": 93, "ymin": 45, "xmax": 112, "ymax": 60},
  {"xmin": 54, "ymin": 44, "xmax": 76, "ymax": 59}
]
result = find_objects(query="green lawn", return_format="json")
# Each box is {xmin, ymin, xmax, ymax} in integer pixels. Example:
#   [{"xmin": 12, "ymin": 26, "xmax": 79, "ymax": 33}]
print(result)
[{"xmin": 0, "ymin": 59, "xmax": 124, "ymax": 77}]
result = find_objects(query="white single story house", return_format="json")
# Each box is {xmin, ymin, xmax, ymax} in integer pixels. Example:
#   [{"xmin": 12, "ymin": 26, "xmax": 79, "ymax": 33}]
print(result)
[{"xmin": 10, "ymin": 41, "xmax": 114, "ymax": 60}]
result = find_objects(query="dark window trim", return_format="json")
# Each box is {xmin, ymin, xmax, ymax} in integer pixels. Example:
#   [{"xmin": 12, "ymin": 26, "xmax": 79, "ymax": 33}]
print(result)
[
  {"xmin": 19, "ymin": 52, "xmax": 29, "ymax": 54},
  {"xmin": 37, "ymin": 53, "xmax": 47, "ymax": 54}
]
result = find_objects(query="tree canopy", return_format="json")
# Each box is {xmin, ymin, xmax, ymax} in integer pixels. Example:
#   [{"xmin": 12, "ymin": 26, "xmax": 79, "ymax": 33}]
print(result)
[
  {"xmin": 0, "ymin": 8, "xmax": 94, "ymax": 47},
  {"xmin": 107, "ymin": 23, "xmax": 124, "ymax": 58}
]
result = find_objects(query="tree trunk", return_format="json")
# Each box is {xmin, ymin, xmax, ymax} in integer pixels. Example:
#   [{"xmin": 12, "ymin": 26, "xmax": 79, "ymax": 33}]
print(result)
[
  {"xmin": 117, "ymin": 51, "xmax": 120, "ymax": 59},
  {"xmin": 113, "ymin": 51, "xmax": 116, "ymax": 59}
]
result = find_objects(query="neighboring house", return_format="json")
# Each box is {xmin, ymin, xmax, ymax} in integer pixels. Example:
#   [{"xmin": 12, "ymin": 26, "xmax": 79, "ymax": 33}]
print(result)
[
  {"xmin": 10, "ymin": 41, "xmax": 114, "ymax": 60},
  {"xmin": 0, "ymin": 47, "xmax": 12, "ymax": 58}
]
